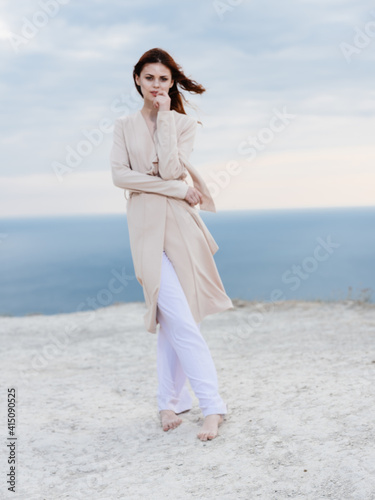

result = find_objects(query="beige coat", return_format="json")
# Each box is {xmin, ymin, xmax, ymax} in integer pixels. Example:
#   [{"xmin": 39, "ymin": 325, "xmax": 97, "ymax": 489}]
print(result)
[{"xmin": 110, "ymin": 108, "xmax": 234, "ymax": 333}]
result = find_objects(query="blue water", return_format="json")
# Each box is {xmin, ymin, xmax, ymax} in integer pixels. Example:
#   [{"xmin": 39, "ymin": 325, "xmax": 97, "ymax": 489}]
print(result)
[{"xmin": 0, "ymin": 206, "xmax": 374, "ymax": 316}]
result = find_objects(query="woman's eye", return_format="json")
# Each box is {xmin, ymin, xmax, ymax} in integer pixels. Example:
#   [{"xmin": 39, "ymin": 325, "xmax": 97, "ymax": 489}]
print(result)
[{"xmin": 145, "ymin": 77, "xmax": 168, "ymax": 81}]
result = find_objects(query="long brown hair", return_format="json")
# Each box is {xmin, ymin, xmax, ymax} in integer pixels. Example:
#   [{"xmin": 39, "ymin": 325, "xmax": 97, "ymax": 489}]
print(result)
[{"xmin": 133, "ymin": 48, "xmax": 205, "ymax": 120}]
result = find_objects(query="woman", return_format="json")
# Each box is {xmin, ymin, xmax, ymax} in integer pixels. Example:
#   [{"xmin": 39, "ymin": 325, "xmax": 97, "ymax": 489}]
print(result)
[{"xmin": 110, "ymin": 48, "xmax": 234, "ymax": 441}]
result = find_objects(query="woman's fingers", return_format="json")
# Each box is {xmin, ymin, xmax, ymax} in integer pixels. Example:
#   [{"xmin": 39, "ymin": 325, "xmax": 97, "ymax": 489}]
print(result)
[
  {"xmin": 195, "ymin": 188, "xmax": 203, "ymax": 205},
  {"xmin": 185, "ymin": 186, "xmax": 203, "ymax": 206}
]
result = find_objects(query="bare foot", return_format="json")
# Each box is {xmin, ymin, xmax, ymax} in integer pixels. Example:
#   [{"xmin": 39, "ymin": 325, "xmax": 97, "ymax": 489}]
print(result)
[
  {"xmin": 197, "ymin": 414, "xmax": 224, "ymax": 441},
  {"xmin": 159, "ymin": 410, "xmax": 183, "ymax": 431}
]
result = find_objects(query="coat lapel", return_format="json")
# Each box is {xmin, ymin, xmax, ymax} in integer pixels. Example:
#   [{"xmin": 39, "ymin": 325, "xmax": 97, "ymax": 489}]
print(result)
[
  {"xmin": 138, "ymin": 109, "xmax": 156, "ymax": 144},
  {"xmin": 135, "ymin": 110, "xmax": 159, "ymax": 174},
  {"xmin": 179, "ymin": 155, "xmax": 216, "ymax": 213},
  {"xmin": 133, "ymin": 109, "xmax": 216, "ymax": 212}
]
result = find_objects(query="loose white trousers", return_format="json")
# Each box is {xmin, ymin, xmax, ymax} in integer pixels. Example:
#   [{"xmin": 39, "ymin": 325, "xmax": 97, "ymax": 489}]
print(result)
[{"xmin": 156, "ymin": 250, "xmax": 227, "ymax": 417}]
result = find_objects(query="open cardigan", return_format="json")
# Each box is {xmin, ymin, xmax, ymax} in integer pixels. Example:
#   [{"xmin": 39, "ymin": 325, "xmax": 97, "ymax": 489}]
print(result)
[{"xmin": 110, "ymin": 108, "xmax": 234, "ymax": 333}]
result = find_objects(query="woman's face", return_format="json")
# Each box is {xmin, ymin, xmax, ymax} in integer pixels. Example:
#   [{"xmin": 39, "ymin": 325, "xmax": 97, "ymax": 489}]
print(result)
[{"xmin": 136, "ymin": 62, "xmax": 174, "ymax": 102}]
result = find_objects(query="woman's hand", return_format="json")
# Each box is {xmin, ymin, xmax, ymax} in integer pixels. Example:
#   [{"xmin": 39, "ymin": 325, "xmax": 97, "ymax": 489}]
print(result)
[
  {"xmin": 153, "ymin": 90, "xmax": 171, "ymax": 112},
  {"xmin": 184, "ymin": 186, "xmax": 203, "ymax": 207}
]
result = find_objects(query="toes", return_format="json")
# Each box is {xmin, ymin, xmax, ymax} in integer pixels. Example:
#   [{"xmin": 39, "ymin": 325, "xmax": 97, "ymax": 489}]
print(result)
[
  {"xmin": 162, "ymin": 418, "xmax": 182, "ymax": 431},
  {"xmin": 197, "ymin": 428, "xmax": 218, "ymax": 440},
  {"xmin": 162, "ymin": 421, "xmax": 172, "ymax": 431},
  {"xmin": 197, "ymin": 432, "xmax": 208, "ymax": 441},
  {"xmin": 160, "ymin": 410, "xmax": 184, "ymax": 432}
]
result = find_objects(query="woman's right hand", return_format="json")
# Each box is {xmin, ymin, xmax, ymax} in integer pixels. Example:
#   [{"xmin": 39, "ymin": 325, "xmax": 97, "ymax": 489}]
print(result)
[{"xmin": 184, "ymin": 186, "xmax": 203, "ymax": 207}]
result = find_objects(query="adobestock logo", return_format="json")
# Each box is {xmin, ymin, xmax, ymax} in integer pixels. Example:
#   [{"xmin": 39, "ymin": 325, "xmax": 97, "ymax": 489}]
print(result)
[
  {"xmin": 51, "ymin": 119, "xmax": 113, "ymax": 181},
  {"xmin": 23, "ymin": 264, "xmax": 134, "ymax": 377},
  {"xmin": 339, "ymin": 10, "xmax": 375, "ymax": 63},
  {"xmin": 205, "ymin": 106, "xmax": 296, "ymax": 199},
  {"xmin": 7, "ymin": 0, "xmax": 71, "ymax": 53},
  {"xmin": 281, "ymin": 235, "xmax": 340, "ymax": 292},
  {"xmin": 223, "ymin": 234, "xmax": 341, "ymax": 348},
  {"xmin": 213, "ymin": 0, "xmax": 244, "ymax": 20},
  {"xmin": 237, "ymin": 106, "xmax": 296, "ymax": 162},
  {"xmin": 51, "ymin": 89, "xmax": 140, "ymax": 182}
]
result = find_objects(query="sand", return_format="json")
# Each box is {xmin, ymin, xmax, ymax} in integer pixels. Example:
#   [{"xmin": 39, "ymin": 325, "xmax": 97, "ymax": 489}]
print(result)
[{"xmin": 1, "ymin": 299, "xmax": 374, "ymax": 500}]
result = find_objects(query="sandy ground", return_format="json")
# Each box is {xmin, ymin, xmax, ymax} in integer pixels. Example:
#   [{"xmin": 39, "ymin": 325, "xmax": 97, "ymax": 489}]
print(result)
[{"xmin": 1, "ymin": 299, "xmax": 375, "ymax": 500}]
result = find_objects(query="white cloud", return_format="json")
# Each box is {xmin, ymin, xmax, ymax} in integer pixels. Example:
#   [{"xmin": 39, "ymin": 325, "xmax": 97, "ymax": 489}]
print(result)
[
  {"xmin": 0, "ymin": 0, "xmax": 374, "ymax": 216},
  {"xmin": 1, "ymin": 143, "xmax": 373, "ymax": 218},
  {"xmin": 0, "ymin": 171, "xmax": 124, "ymax": 218}
]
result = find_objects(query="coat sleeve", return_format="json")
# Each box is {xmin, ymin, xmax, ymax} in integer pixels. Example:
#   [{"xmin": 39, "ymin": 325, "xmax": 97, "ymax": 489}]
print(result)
[
  {"xmin": 154, "ymin": 110, "xmax": 197, "ymax": 181},
  {"xmin": 110, "ymin": 118, "xmax": 190, "ymax": 199}
]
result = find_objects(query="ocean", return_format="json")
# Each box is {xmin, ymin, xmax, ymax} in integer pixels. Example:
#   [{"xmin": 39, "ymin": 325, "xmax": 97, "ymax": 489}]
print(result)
[{"xmin": 0, "ymin": 206, "xmax": 374, "ymax": 316}]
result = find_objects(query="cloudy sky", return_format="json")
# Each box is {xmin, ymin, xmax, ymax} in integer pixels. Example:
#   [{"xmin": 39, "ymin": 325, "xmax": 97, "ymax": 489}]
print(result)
[{"xmin": 0, "ymin": 0, "xmax": 374, "ymax": 217}]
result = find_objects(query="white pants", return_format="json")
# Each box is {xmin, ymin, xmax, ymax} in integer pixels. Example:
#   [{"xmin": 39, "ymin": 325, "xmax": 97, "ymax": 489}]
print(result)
[{"xmin": 156, "ymin": 250, "xmax": 227, "ymax": 417}]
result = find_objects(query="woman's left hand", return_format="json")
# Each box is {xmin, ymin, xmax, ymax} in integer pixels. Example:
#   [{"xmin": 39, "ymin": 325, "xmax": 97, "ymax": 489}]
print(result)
[{"xmin": 153, "ymin": 90, "xmax": 171, "ymax": 111}]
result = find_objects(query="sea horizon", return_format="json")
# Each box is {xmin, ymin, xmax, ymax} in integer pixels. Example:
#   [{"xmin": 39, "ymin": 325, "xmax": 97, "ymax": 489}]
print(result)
[{"xmin": 1, "ymin": 204, "xmax": 374, "ymax": 317}]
